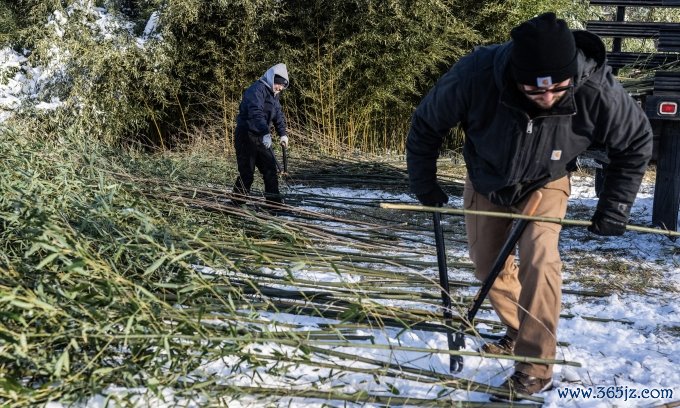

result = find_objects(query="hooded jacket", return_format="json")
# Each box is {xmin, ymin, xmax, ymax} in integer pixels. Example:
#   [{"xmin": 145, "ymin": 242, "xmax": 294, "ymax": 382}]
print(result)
[
  {"xmin": 236, "ymin": 63, "xmax": 289, "ymax": 138},
  {"xmin": 406, "ymin": 31, "xmax": 652, "ymax": 221}
]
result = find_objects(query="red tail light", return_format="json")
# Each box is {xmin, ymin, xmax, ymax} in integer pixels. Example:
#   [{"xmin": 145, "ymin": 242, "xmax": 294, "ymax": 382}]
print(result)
[{"xmin": 659, "ymin": 102, "xmax": 678, "ymax": 115}]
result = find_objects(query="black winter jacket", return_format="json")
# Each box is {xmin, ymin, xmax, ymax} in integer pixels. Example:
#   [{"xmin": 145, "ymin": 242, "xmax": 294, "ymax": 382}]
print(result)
[
  {"xmin": 235, "ymin": 79, "xmax": 287, "ymax": 139},
  {"xmin": 407, "ymin": 31, "xmax": 652, "ymax": 221}
]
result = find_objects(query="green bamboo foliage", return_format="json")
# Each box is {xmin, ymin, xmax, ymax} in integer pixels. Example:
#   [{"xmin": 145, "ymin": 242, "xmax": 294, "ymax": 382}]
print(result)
[
  {"xmin": 1, "ymin": 0, "xmax": 179, "ymax": 146},
  {"xmin": 0, "ymin": 121, "xmax": 592, "ymax": 405},
  {"xmin": 1, "ymin": 0, "xmax": 598, "ymax": 154},
  {"xmin": 155, "ymin": 0, "xmax": 284, "ymax": 150},
  {"xmin": 0, "ymin": 120, "xmax": 645, "ymax": 405},
  {"xmin": 279, "ymin": 0, "xmax": 483, "ymax": 153},
  {"xmin": 0, "ymin": 2, "xmax": 16, "ymax": 45}
]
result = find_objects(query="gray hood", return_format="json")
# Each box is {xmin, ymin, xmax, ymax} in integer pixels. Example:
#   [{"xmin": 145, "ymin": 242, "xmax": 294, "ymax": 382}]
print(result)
[{"xmin": 260, "ymin": 63, "xmax": 289, "ymax": 90}]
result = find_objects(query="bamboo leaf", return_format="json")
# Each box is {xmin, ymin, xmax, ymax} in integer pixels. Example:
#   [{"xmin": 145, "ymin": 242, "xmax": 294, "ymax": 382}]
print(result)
[
  {"xmin": 92, "ymin": 367, "xmax": 115, "ymax": 377},
  {"xmin": 386, "ymin": 382, "xmax": 400, "ymax": 395},
  {"xmin": 0, "ymin": 377, "xmax": 25, "ymax": 393},
  {"xmin": 32, "ymin": 298, "xmax": 57, "ymax": 312},
  {"xmin": 54, "ymin": 348, "xmax": 70, "ymax": 377},
  {"xmin": 36, "ymin": 252, "xmax": 61, "ymax": 269},
  {"xmin": 9, "ymin": 300, "xmax": 34, "ymax": 309},
  {"xmin": 169, "ymin": 250, "xmax": 198, "ymax": 264},
  {"xmin": 144, "ymin": 255, "xmax": 168, "ymax": 276}
]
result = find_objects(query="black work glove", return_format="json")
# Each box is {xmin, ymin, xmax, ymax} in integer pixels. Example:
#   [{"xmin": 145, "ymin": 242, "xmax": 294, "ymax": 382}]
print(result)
[
  {"xmin": 416, "ymin": 184, "xmax": 449, "ymax": 206},
  {"xmin": 588, "ymin": 210, "xmax": 627, "ymax": 236}
]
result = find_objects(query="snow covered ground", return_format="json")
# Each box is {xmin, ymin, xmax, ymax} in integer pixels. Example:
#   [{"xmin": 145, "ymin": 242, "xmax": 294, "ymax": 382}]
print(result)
[
  {"xmin": 214, "ymin": 177, "xmax": 678, "ymax": 407},
  {"xmin": 74, "ymin": 176, "xmax": 674, "ymax": 408},
  {"xmin": 32, "ymin": 169, "xmax": 679, "ymax": 408}
]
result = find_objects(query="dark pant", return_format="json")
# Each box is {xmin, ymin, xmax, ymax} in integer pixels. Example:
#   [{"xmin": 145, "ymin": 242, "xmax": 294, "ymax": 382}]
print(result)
[{"xmin": 233, "ymin": 130, "xmax": 282, "ymax": 204}]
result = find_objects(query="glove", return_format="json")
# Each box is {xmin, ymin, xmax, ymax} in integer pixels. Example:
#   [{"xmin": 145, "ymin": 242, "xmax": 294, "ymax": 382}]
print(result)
[
  {"xmin": 588, "ymin": 210, "xmax": 627, "ymax": 236},
  {"xmin": 280, "ymin": 135, "xmax": 289, "ymax": 148},
  {"xmin": 262, "ymin": 134, "xmax": 272, "ymax": 148},
  {"xmin": 416, "ymin": 184, "xmax": 449, "ymax": 206}
]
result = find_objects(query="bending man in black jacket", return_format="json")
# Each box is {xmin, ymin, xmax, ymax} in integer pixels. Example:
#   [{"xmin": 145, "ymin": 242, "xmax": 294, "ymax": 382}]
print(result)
[
  {"xmin": 233, "ymin": 63, "xmax": 290, "ymax": 206},
  {"xmin": 407, "ymin": 13, "xmax": 652, "ymax": 401}
]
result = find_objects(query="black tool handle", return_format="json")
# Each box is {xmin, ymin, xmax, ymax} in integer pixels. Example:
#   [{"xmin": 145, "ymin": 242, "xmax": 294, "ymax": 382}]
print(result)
[
  {"xmin": 433, "ymin": 210, "xmax": 465, "ymax": 372},
  {"xmin": 269, "ymin": 147, "xmax": 283, "ymax": 173},
  {"xmin": 282, "ymin": 145, "xmax": 288, "ymax": 174}
]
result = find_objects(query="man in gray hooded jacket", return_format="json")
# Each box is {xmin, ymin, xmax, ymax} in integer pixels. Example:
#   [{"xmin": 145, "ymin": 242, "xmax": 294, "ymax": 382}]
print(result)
[
  {"xmin": 233, "ymin": 63, "xmax": 290, "ymax": 206},
  {"xmin": 407, "ymin": 13, "xmax": 652, "ymax": 401}
]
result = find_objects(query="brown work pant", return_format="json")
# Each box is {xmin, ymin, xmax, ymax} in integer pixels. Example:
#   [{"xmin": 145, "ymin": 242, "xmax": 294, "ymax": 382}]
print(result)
[{"xmin": 464, "ymin": 176, "xmax": 570, "ymax": 379}]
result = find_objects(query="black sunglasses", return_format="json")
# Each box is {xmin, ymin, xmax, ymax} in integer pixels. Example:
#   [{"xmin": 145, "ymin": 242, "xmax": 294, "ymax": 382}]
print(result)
[{"xmin": 521, "ymin": 84, "xmax": 573, "ymax": 96}]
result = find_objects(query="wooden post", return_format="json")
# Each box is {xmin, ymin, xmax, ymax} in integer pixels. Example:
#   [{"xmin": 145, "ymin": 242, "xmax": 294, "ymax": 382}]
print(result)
[{"xmin": 611, "ymin": 6, "xmax": 626, "ymax": 75}]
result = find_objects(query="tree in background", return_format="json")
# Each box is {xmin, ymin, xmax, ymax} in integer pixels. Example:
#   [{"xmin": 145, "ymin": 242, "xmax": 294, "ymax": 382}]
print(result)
[
  {"xmin": 272, "ymin": 0, "xmax": 483, "ymax": 153},
  {"xmin": 1, "ymin": 0, "xmax": 605, "ymax": 154}
]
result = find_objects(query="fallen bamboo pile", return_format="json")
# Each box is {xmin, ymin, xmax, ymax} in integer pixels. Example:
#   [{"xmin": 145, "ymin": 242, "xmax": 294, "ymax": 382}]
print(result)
[{"xmin": 3, "ymin": 133, "xmax": 646, "ymax": 407}]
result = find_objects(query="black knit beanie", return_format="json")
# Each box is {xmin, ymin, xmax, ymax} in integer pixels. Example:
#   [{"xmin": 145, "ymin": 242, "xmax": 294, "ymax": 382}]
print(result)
[
  {"xmin": 274, "ymin": 74, "xmax": 288, "ymax": 86},
  {"xmin": 510, "ymin": 12, "xmax": 577, "ymax": 86}
]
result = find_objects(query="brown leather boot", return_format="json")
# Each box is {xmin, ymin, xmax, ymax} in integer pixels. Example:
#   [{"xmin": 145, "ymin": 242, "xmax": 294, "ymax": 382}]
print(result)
[
  {"xmin": 490, "ymin": 371, "xmax": 553, "ymax": 402},
  {"xmin": 480, "ymin": 335, "xmax": 515, "ymax": 355}
]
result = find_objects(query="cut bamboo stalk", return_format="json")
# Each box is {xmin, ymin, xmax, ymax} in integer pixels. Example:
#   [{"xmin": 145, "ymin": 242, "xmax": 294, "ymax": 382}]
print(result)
[{"xmin": 381, "ymin": 203, "xmax": 680, "ymax": 237}]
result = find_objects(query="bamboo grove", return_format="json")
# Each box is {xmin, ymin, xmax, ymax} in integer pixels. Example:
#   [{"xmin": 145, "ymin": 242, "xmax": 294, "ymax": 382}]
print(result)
[
  {"xmin": 3, "ymin": 1, "xmax": 678, "ymax": 153},
  {"xmin": 0, "ymin": 0, "xmax": 602, "ymax": 153}
]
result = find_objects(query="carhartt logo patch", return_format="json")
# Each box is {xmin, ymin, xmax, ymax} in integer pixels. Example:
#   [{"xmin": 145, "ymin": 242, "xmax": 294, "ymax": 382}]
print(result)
[
  {"xmin": 537, "ymin": 76, "xmax": 553, "ymax": 87},
  {"xmin": 551, "ymin": 150, "xmax": 562, "ymax": 160}
]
